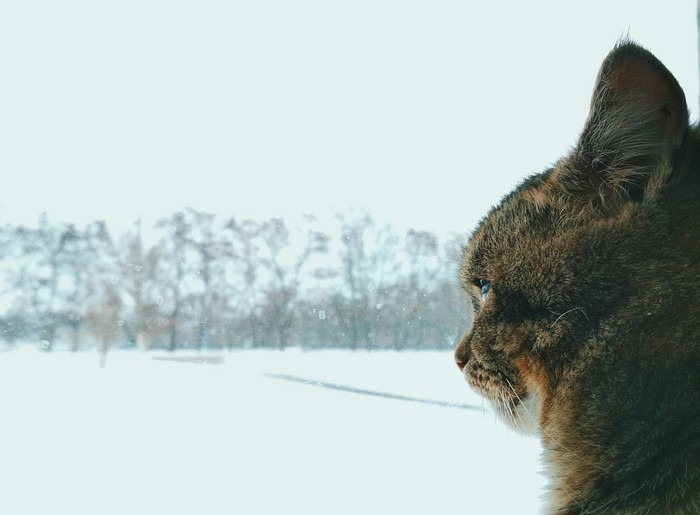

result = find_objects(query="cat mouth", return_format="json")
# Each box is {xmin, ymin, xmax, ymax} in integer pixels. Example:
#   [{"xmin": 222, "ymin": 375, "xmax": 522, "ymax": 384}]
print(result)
[
  {"xmin": 491, "ymin": 389, "xmax": 541, "ymax": 435},
  {"xmin": 463, "ymin": 364, "xmax": 540, "ymax": 432},
  {"xmin": 463, "ymin": 361, "xmax": 522, "ymax": 403},
  {"xmin": 468, "ymin": 376, "xmax": 523, "ymax": 410}
]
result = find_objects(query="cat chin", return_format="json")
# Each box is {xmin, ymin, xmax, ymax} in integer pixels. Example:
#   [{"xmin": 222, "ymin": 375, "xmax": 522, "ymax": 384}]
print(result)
[{"xmin": 493, "ymin": 390, "xmax": 542, "ymax": 437}]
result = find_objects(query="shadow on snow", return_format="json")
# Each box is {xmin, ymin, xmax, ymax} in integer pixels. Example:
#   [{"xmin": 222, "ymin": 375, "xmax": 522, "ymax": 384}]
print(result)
[{"xmin": 263, "ymin": 372, "xmax": 483, "ymax": 412}]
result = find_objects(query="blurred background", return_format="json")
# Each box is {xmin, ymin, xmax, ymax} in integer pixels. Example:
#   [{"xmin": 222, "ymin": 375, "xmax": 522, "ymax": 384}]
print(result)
[
  {"xmin": 0, "ymin": 0, "xmax": 697, "ymax": 354},
  {"xmin": 0, "ymin": 3, "xmax": 697, "ymax": 515}
]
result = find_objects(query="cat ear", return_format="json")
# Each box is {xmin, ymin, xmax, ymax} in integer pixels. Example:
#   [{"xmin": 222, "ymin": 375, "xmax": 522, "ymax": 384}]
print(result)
[{"xmin": 569, "ymin": 40, "xmax": 688, "ymax": 204}]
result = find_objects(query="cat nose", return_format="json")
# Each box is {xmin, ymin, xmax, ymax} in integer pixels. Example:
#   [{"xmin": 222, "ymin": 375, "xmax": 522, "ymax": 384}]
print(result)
[{"xmin": 454, "ymin": 333, "xmax": 471, "ymax": 373}]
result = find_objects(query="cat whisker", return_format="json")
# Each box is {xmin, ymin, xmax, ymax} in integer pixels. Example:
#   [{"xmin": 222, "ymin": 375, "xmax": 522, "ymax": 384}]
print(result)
[
  {"xmin": 502, "ymin": 379, "xmax": 593, "ymax": 511},
  {"xmin": 504, "ymin": 379, "xmax": 603, "ymax": 470},
  {"xmin": 550, "ymin": 307, "xmax": 589, "ymax": 327},
  {"xmin": 504, "ymin": 378, "xmax": 540, "ymax": 430},
  {"xmin": 505, "ymin": 396, "xmax": 517, "ymax": 426},
  {"xmin": 510, "ymin": 395, "xmax": 528, "ymax": 429},
  {"xmin": 496, "ymin": 391, "xmax": 517, "ymax": 427}
]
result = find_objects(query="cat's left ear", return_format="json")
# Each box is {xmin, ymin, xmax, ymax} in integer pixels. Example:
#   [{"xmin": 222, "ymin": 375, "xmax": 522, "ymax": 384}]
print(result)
[{"xmin": 569, "ymin": 40, "xmax": 689, "ymax": 203}]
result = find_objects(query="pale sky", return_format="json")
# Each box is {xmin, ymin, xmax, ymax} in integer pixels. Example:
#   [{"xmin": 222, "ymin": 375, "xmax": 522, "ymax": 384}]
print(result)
[{"xmin": 1, "ymin": 1, "xmax": 697, "ymax": 238}]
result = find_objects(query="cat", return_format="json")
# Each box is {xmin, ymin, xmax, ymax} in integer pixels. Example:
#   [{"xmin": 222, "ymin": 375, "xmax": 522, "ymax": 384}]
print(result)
[{"xmin": 454, "ymin": 40, "xmax": 700, "ymax": 514}]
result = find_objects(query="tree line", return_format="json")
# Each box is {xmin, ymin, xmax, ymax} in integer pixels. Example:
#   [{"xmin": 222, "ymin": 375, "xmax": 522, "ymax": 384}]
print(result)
[{"xmin": 0, "ymin": 209, "xmax": 471, "ymax": 352}]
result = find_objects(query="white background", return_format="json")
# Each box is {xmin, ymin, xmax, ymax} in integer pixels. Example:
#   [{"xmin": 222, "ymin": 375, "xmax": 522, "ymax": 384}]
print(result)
[{"xmin": 1, "ymin": 1, "xmax": 697, "ymax": 238}]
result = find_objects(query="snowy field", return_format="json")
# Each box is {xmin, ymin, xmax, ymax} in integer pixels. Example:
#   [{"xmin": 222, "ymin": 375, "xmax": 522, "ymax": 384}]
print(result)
[{"xmin": 0, "ymin": 349, "xmax": 545, "ymax": 515}]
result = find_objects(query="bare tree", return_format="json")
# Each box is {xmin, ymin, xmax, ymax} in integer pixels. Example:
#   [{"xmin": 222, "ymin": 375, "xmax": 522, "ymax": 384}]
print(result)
[
  {"xmin": 70, "ymin": 220, "xmax": 118, "ymax": 351},
  {"xmin": 182, "ymin": 209, "xmax": 232, "ymax": 350},
  {"xmin": 226, "ymin": 218, "xmax": 264, "ymax": 347},
  {"xmin": 335, "ymin": 212, "xmax": 401, "ymax": 349},
  {"xmin": 86, "ymin": 283, "xmax": 122, "ymax": 367},
  {"xmin": 0, "ymin": 209, "xmax": 466, "ymax": 351},
  {"xmin": 6, "ymin": 216, "xmax": 110, "ymax": 350},
  {"xmin": 255, "ymin": 217, "xmax": 329, "ymax": 348},
  {"xmin": 393, "ymin": 229, "xmax": 440, "ymax": 348},
  {"xmin": 153, "ymin": 209, "xmax": 235, "ymax": 350},
  {"xmin": 118, "ymin": 219, "xmax": 166, "ymax": 350},
  {"xmin": 154, "ymin": 212, "xmax": 190, "ymax": 350}
]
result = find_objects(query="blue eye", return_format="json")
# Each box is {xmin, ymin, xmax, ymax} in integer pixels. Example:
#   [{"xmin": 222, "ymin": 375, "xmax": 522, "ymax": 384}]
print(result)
[{"xmin": 480, "ymin": 279, "xmax": 491, "ymax": 302}]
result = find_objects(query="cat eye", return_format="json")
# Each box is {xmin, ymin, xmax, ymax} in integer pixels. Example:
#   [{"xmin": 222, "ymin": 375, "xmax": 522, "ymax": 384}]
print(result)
[{"xmin": 480, "ymin": 279, "xmax": 491, "ymax": 302}]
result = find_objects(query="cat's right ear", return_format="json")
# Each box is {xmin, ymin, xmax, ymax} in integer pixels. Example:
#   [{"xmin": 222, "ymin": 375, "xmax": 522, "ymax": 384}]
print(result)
[{"xmin": 567, "ymin": 40, "xmax": 689, "ymax": 205}]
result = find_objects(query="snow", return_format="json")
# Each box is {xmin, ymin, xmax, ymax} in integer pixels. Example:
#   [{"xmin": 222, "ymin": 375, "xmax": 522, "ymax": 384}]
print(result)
[{"xmin": 0, "ymin": 349, "xmax": 545, "ymax": 514}]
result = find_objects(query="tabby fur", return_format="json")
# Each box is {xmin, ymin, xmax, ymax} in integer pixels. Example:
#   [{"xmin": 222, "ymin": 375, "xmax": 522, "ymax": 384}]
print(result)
[{"xmin": 454, "ymin": 40, "xmax": 700, "ymax": 514}]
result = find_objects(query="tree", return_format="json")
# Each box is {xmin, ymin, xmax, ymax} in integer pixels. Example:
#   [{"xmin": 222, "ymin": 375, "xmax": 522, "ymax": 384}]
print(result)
[
  {"xmin": 4, "ymin": 216, "xmax": 114, "ymax": 351},
  {"xmin": 0, "ymin": 209, "xmax": 467, "ymax": 351},
  {"xmin": 256, "ymin": 217, "xmax": 329, "ymax": 348},
  {"xmin": 71, "ymin": 220, "xmax": 118, "ymax": 351},
  {"xmin": 154, "ymin": 212, "xmax": 190, "ymax": 351},
  {"xmin": 117, "ymin": 219, "xmax": 166, "ymax": 350},
  {"xmin": 335, "ymin": 212, "xmax": 401, "ymax": 349},
  {"xmin": 153, "ymin": 209, "xmax": 235, "ymax": 350},
  {"xmin": 226, "ymin": 218, "xmax": 264, "ymax": 347},
  {"xmin": 182, "ymin": 209, "xmax": 232, "ymax": 350},
  {"xmin": 395, "ymin": 229, "xmax": 447, "ymax": 347},
  {"xmin": 86, "ymin": 283, "xmax": 121, "ymax": 366}
]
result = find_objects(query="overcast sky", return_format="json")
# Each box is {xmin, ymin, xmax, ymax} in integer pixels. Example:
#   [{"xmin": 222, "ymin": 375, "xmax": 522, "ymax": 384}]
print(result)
[{"xmin": 1, "ymin": 1, "xmax": 697, "ymax": 239}]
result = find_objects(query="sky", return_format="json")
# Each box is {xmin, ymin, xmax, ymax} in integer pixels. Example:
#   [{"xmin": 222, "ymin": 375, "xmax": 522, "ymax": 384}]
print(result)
[{"xmin": 1, "ymin": 1, "xmax": 698, "ymax": 239}]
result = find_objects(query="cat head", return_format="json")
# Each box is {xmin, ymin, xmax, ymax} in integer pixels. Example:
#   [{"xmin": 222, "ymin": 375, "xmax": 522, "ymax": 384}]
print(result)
[{"xmin": 454, "ymin": 40, "xmax": 689, "ymax": 433}]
